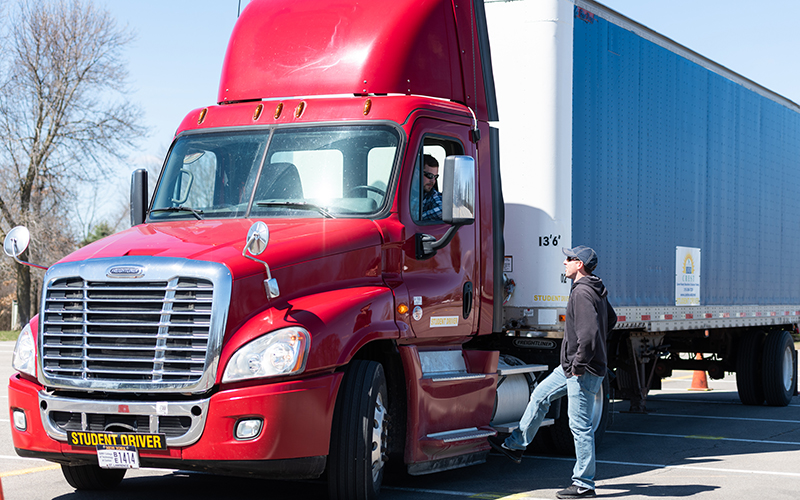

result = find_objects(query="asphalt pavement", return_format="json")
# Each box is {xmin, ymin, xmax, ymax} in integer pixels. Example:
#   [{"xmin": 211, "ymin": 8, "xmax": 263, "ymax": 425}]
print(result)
[{"xmin": 1, "ymin": 340, "xmax": 799, "ymax": 499}]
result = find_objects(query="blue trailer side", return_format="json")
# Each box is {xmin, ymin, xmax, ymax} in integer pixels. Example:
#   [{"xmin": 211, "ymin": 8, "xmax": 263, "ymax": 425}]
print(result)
[
  {"xmin": 570, "ymin": 1, "xmax": 798, "ymax": 409},
  {"xmin": 572, "ymin": 6, "xmax": 800, "ymax": 308}
]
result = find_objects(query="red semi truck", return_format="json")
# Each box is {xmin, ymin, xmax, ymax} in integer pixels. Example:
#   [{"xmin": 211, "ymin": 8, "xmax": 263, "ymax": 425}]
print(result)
[{"xmin": 5, "ymin": 0, "xmax": 799, "ymax": 499}]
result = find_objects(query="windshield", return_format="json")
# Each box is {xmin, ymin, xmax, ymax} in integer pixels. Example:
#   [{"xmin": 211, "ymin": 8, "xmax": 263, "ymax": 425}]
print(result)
[{"xmin": 149, "ymin": 125, "xmax": 400, "ymax": 220}]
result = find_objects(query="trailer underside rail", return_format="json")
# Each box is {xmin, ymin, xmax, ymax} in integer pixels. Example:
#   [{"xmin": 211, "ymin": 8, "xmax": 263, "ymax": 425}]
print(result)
[{"xmin": 614, "ymin": 305, "xmax": 800, "ymax": 332}]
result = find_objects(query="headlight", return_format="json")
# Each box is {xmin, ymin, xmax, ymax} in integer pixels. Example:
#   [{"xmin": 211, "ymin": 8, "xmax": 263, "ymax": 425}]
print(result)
[
  {"xmin": 12, "ymin": 323, "xmax": 36, "ymax": 377},
  {"xmin": 222, "ymin": 327, "xmax": 310, "ymax": 383}
]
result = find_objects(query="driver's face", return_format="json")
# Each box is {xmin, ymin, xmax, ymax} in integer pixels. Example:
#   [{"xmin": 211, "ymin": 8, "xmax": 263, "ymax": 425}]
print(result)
[{"xmin": 423, "ymin": 164, "xmax": 438, "ymax": 193}]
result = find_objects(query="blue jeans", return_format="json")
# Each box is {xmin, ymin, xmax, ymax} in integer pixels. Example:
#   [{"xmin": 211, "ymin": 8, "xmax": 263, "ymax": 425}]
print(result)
[{"xmin": 504, "ymin": 365, "xmax": 604, "ymax": 490}]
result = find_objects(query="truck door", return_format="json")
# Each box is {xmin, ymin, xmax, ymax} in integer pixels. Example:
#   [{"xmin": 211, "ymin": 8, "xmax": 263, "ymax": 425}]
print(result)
[{"xmin": 400, "ymin": 120, "xmax": 478, "ymax": 338}]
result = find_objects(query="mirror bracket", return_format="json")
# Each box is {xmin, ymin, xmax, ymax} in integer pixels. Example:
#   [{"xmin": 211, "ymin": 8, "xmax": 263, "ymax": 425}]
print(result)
[
  {"xmin": 242, "ymin": 221, "xmax": 280, "ymax": 299},
  {"xmin": 415, "ymin": 221, "xmax": 472, "ymax": 260}
]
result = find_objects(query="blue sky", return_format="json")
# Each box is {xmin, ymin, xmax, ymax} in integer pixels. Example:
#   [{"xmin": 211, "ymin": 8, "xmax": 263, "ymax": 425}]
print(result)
[
  {"xmin": 94, "ymin": 0, "xmax": 800, "ymax": 222},
  {"xmin": 101, "ymin": 0, "xmax": 242, "ymax": 164}
]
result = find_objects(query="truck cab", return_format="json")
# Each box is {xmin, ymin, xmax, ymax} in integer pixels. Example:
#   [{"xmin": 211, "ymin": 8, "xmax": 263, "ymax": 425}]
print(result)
[{"xmin": 6, "ymin": 1, "xmax": 521, "ymax": 498}]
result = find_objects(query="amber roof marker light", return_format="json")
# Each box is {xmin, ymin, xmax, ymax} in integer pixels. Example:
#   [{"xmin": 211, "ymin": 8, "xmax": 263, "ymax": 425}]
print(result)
[{"xmin": 294, "ymin": 101, "xmax": 306, "ymax": 118}]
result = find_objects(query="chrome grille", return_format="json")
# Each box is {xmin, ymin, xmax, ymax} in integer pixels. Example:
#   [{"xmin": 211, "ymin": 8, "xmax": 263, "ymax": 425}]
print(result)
[
  {"xmin": 42, "ymin": 277, "xmax": 212, "ymax": 383},
  {"xmin": 50, "ymin": 410, "xmax": 192, "ymax": 438},
  {"xmin": 38, "ymin": 257, "xmax": 232, "ymax": 393}
]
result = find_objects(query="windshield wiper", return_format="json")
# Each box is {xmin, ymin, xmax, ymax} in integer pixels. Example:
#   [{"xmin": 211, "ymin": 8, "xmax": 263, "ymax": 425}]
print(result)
[
  {"xmin": 256, "ymin": 201, "xmax": 335, "ymax": 219},
  {"xmin": 149, "ymin": 206, "xmax": 205, "ymax": 220}
]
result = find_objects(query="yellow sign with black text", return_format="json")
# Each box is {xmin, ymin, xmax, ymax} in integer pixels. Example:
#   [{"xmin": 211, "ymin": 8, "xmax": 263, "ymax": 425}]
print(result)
[{"xmin": 67, "ymin": 430, "xmax": 167, "ymax": 450}]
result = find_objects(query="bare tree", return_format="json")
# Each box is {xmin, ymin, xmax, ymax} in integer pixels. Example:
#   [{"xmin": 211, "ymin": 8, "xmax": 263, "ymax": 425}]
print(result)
[{"xmin": 0, "ymin": 0, "xmax": 145, "ymax": 326}]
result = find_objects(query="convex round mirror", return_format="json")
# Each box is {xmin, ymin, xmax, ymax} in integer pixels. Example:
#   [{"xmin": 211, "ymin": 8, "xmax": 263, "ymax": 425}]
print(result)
[
  {"xmin": 3, "ymin": 226, "xmax": 31, "ymax": 258},
  {"xmin": 245, "ymin": 221, "xmax": 269, "ymax": 255}
]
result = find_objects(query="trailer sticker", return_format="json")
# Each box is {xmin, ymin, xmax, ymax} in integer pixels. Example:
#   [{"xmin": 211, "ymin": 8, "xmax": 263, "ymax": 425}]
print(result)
[
  {"xmin": 532, "ymin": 294, "xmax": 569, "ymax": 304},
  {"xmin": 676, "ymin": 247, "xmax": 701, "ymax": 306},
  {"xmin": 430, "ymin": 316, "xmax": 459, "ymax": 328}
]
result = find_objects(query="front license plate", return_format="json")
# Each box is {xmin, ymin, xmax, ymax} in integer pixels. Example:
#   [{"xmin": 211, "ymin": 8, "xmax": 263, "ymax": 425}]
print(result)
[{"xmin": 97, "ymin": 445, "xmax": 139, "ymax": 469}]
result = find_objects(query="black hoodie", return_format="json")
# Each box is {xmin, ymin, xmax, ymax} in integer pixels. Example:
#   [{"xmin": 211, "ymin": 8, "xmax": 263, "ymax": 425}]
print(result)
[{"xmin": 561, "ymin": 274, "xmax": 617, "ymax": 378}]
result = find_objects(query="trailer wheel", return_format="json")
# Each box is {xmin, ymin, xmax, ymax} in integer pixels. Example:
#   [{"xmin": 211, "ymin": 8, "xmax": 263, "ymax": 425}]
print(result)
[
  {"xmin": 328, "ymin": 360, "xmax": 389, "ymax": 500},
  {"xmin": 546, "ymin": 374, "xmax": 610, "ymax": 456},
  {"xmin": 736, "ymin": 331, "xmax": 765, "ymax": 405},
  {"xmin": 61, "ymin": 464, "xmax": 126, "ymax": 490},
  {"xmin": 762, "ymin": 331, "xmax": 795, "ymax": 407}
]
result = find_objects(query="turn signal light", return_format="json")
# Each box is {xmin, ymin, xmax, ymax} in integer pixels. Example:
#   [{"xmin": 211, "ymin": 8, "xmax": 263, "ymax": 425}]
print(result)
[{"xmin": 397, "ymin": 304, "xmax": 409, "ymax": 314}]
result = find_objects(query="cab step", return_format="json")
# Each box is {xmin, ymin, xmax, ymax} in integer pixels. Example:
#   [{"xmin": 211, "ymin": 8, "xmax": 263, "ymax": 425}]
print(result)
[
  {"xmin": 491, "ymin": 418, "xmax": 554, "ymax": 434},
  {"xmin": 426, "ymin": 427, "xmax": 497, "ymax": 443},
  {"xmin": 497, "ymin": 363, "xmax": 548, "ymax": 376}
]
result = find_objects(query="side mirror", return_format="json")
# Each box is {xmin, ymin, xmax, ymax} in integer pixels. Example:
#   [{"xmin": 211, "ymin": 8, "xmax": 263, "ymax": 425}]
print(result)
[
  {"xmin": 3, "ymin": 226, "xmax": 30, "ymax": 258},
  {"xmin": 3, "ymin": 226, "xmax": 48, "ymax": 270},
  {"xmin": 171, "ymin": 169, "xmax": 194, "ymax": 205},
  {"xmin": 245, "ymin": 221, "xmax": 269, "ymax": 255},
  {"xmin": 442, "ymin": 155, "xmax": 475, "ymax": 225},
  {"xmin": 130, "ymin": 169, "xmax": 148, "ymax": 226}
]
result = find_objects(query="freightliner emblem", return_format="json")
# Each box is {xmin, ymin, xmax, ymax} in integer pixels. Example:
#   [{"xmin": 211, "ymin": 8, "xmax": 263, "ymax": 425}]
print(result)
[
  {"xmin": 106, "ymin": 265, "xmax": 145, "ymax": 279},
  {"xmin": 512, "ymin": 338, "xmax": 557, "ymax": 350}
]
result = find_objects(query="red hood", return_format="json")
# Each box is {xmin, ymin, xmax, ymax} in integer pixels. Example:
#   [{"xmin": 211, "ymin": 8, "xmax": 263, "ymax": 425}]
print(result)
[{"xmin": 62, "ymin": 219, "xmax": 384, "ymax": 278}]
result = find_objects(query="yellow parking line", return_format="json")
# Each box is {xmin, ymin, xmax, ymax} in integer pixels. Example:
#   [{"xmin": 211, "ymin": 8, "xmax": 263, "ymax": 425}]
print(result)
[{"xmin": 0, "ymin": 464, "xmax": 60, "ymax": 478}]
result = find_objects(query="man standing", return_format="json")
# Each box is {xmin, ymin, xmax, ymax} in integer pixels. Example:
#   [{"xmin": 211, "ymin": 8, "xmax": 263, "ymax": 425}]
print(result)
[
  {"xmin": 420, "ymin": 154, "xmax": 442, "ymax": 221},
  {"xmin": 489, "ymin": 245, "xmax": 616, "ymax": 499}
]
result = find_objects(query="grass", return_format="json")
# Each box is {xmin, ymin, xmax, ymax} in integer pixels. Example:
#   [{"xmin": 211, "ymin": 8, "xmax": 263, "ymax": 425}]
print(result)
[{"xmin": 0, "ymin": 330, "xmax": 20, "ymax": 341}]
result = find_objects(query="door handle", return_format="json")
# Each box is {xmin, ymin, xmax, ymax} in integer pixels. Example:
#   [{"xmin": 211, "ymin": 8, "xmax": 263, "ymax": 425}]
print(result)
[{"xmin": 463, "ymin": 281, "xmax": 473, "ymax": 319}]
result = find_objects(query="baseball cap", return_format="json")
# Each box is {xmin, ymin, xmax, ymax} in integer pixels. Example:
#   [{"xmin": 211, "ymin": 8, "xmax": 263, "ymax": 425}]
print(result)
[{"xmin": 562, "ymin": 245, "xmax": 597, "ymax": 272}]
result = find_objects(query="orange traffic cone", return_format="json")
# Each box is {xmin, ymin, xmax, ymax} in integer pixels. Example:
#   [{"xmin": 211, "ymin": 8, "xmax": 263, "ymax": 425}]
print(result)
[{"xmin": 689, "ymin": 353, "xmax": 711, "ymax": 391}]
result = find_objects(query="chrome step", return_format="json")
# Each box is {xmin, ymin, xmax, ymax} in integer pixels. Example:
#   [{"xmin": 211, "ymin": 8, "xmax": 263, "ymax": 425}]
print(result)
[
  {"xmin": 491, "ymin": 418, "xmax": 554, "ymax": 434},
  {"xmin": 426, "ymin": 427, "xmax": 496, "ymax": 443},
  {"xmin": 497, "ymin": 363, "xmax": 548, "ymax": 376}
]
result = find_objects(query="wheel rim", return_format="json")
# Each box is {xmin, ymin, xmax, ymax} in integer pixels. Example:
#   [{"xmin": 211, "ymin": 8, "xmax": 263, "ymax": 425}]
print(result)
[
  {"xmin": 591, "ymin": 384, "xmax": 604, "ymax": 432},
  {"xmin": 782, "ymin": 344, "xmax": 793, "ymax": 392},
  {"xmin": 371, "ymin": 392, "xmax": 387, "ymax": 482}
]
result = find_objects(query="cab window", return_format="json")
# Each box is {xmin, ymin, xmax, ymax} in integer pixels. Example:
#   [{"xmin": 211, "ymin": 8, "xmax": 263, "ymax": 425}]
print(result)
[{"xmin": 410, "ymin": 137, "xmax": 464, "ymax": 224}]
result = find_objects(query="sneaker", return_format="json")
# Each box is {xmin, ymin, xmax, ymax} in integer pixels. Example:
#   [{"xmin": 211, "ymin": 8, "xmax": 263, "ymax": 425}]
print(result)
[
  {"xmin": 556, "ymin": 484, "xmax": 596, "ymax": 499},
  {"xmin": 487, "ymin": 435, "xmax": 524, "ymax": 464}
]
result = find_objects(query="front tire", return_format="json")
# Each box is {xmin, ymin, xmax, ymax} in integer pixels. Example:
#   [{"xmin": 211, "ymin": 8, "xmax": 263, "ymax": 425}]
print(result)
[
  {"xmin": 61, "ymin": 464, "xmax": 125, "ymax": 490},
  {"xmin": 762, "ymin": 330, "xmax": 796, "ymax": 406},
  {"xmin": 328, "ymin": 360, "xmax": 389, "ymax": 500}
]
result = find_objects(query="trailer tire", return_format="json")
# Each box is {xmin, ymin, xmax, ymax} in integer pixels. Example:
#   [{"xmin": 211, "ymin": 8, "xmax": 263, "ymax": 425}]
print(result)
[
  {"xmin": 736, "ymin": 331, "xmax": 765, "ymax": 405},
  {"xmin": 546, "ymin": 374, "xmax": 610, "ymax": 456},
  {"xmin": 328, "ymin": 360, "xmax": 389, "ymax": 500},
  {"xmin": 61, "ymin": 464, "xmax": 125, "ymax": 490},
  {"xmin": 762, "ymin": 331, "xmax": 795, "ymax": 407}
]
